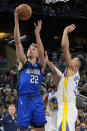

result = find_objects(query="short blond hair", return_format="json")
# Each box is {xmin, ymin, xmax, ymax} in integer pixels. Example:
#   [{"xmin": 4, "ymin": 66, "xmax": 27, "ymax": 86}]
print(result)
[
  {"xmin": 30, "ymin": 43, "xmax": 37, "ymax": 48},
  {"xmin": 8, "ymin": 104, "xmax": 15, "ymax": 110}
]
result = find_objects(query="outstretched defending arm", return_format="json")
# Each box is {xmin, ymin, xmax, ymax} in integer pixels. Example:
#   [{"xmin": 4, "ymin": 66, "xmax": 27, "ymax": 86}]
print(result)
[
  {"xmin": 14, "ymin": 7, "xmax": 26, "ymax": 64},
  {"xmin": 61, "ymin": 24, "xmax": 76, "ymax": 69},
  {"xmin": 45, "ymin": 51, "xmax": 62, "ymax": 88},
  {"xmin": 34, "ymin": 20, "xmax": 46, "ymax": 73}
]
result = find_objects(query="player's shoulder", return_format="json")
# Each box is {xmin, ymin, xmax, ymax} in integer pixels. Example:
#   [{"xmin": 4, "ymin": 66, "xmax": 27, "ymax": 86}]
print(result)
[{"xmin": 18, "ymin": 61, "xmax": 29, "ymax": 71}]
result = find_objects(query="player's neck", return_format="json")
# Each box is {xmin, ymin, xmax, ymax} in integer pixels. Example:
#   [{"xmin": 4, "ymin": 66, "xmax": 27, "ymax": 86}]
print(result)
[
  {"xmin": 28, "ymin": 57, "xmax": 36, "ymax": 66},
  {"xmin": 65, "ymin": 67, "xmax": 77, "ymax": 76}
]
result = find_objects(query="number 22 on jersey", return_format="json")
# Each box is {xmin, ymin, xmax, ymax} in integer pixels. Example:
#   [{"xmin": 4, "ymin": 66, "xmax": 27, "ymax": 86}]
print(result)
[{"xmin": 30, "ymin": 75, "xmax": 38, "ymax": 84}]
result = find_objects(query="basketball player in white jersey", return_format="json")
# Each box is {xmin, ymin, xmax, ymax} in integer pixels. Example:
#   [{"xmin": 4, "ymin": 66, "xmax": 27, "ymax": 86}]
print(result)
[
  {"xmin": 57, "ymin": 24, "xmax": 86, "ymax": 131},
  {"xmin": 44, "ymin": 75, "xmax": 58, "ymax": 131},
  {"xmin": 43, "ymin": 52, "xmax": 62, "ymax": 131}
]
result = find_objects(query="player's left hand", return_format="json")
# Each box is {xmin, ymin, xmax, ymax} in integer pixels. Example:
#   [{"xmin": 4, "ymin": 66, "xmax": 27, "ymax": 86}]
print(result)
[
  {"xmin": 45, "ymin": 51, "xmax": 49, "ymax": 64},
  {"xmin": 64, "ymin": 24, "xmax": 76, "ymax": 33},
  {"xmin": 34, "ymin": 20, "xmax": 42, "ymax": 34},
  {"xmin": 14, "ymin": 7, "xmax": 21, "ymax": 20}
]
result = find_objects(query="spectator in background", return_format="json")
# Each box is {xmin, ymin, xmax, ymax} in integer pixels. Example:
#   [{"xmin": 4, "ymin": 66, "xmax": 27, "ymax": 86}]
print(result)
[
  {"xmin": 0, "ymin": 91, "xmax": 4, "ymax": 105},
  {"xmin": 0, "ymin": 104, "xmax": 17, "ymax": 131},
  {"xmin": 78, "ymin": 79, "xmax": 84, "ymax": 93},
  {"xmin": 83, "ymin": 115, "xmax": 87, "ymax": 128},
  {"xmin": 58, "ymin": 54, "xmax": 65, "ymax": 63},
  {"xmin": 75, "ymin": 125, "xmax": 81, "ymax": 131},
  {"xmin": 0, "ymin": 100, "xmax": 4, "ymax": 114},
  {"xmin": 78, "ymin": 108, "xmax": 85, "ymax": 123},
  {"xmin": 80, "ymin": 83, "xmax": 87, "ymax": 97}
]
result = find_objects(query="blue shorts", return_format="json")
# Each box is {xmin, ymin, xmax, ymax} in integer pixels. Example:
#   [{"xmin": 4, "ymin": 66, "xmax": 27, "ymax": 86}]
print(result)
[{"xmin": 17, "ymin": 96, "xmax": 46, "ymax": 130}]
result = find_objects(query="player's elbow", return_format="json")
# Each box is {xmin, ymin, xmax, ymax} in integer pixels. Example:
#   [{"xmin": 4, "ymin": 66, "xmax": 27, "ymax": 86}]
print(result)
[
  {"xmin": 15, "ymin": 37, "xmax": 21, "ymax": 45},
  {"xmin": 14, "ymin": 35, "xmax": 18, "ymax": 43}
]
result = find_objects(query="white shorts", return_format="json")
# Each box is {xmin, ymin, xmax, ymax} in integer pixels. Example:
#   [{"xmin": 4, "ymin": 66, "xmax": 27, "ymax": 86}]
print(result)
[
  {"xmin": 45, "ymin": 111, "xmax": 58, "ymax": 131},
  {"xmin": 57, "ymin": 103, "xmax": 78, "ymax": 131},
  {"xmin": 45, "ymin": 115, "xmax": 50, "ymax": 131}
]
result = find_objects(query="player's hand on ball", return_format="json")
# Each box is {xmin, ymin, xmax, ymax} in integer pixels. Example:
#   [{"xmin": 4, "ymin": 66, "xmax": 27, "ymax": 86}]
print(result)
[
  {"xmin": 34, "ymin": 20, "xmax": 42, "ymax": 34},
  {"xmin": 14, "ymin": 7, "xmax": 21, "ymax": 20},
  {"xmin": 64, "ymin": 24, "xmax": 76, "ymax": 33}
]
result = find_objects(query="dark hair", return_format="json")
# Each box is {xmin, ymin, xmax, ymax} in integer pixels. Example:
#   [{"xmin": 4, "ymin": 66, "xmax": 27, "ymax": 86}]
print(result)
[
  {"xmin": 77, "ymin": 55, "xmax": 87, "ymax": 73},
  {"xmin": 75, "ymin": 124, "xmax": 80, "ymax": 129}
]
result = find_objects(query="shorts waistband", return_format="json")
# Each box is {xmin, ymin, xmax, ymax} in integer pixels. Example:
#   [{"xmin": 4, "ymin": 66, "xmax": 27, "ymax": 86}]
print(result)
[
  {"xmin": 19, "ymin": 94, "xmax": 41, "ymax": 100},
  {"xmin": 29, "ymin": 97, "xmax": 35, "ymax": 101}
]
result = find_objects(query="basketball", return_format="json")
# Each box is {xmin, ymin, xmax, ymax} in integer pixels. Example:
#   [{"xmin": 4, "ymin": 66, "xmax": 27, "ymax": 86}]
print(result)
[{"xmin": 18, "ymin": 4, "xmax": 32, "ymax": 20}]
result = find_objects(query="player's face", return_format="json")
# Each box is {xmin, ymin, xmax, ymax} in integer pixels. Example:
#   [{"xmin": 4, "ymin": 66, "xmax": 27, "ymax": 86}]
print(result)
[
  {"xmin": 27, "ymin": 45, "xmax": 38, "ymax": 59},
  {"xmin": 72, "ymin": 57, "xmax": 80, "ymax": 69},
  {"xmin": 50, "ymin": 76, "xmax": 55, "ymax": 86}
]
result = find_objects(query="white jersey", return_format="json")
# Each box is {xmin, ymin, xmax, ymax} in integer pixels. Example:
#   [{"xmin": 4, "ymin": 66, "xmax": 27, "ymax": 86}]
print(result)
[
  {"xmin": 57, "ymin": 70, "xmax": 80, "ymax": 106},
  {"xmin": 45, "ymin": 91, "xmax": 58, "ymax": 131},
  {"xmin": 57, "ymin": 70, "xmax": 80, "ymax": 131},
  {"xmin": 48, "ymin": 91, "xmax": 58, "ymax": 112}
]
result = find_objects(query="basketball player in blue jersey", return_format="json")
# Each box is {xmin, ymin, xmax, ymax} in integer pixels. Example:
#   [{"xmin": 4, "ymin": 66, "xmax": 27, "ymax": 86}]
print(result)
[
  {"xmin": 14, "ymin": 7, "xmax": 46, "ymax": 131},
  {"xmin": 57, "ymin": 24, "xmax": 86, "ymax": 131}
]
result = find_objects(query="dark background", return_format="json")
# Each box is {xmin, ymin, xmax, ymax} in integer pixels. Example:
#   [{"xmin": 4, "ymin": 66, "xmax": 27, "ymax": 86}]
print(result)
[{"xmin": 0, "ymin": 0, "xmax": 87, "ymax": 53}]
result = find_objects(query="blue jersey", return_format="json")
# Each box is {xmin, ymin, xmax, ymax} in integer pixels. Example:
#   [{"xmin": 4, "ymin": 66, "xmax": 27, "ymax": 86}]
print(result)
[{"xmin": 18, "ymin": 61, "xmax": 43, "ymax": 97}]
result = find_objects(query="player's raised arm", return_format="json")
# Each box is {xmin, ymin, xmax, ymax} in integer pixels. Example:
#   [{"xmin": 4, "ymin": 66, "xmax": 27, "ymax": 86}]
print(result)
[
  {"xmin": 34, "ymin": 20, "xmax": 46, "ymax": 73},
  {"xmin": 14, "ymin": 7, "xmax": 27, "ymax": 64},
  {"xmin": 45, "ymin": 51, "xmax": 62, "ymax": 88},
  {"xmin": 61, "ymin": 24, "xmax": 76, "ymax": 70}
]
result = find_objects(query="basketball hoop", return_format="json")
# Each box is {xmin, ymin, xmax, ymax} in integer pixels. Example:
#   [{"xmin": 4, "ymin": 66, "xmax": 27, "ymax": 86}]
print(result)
[{"xmin": 45, "ymin": 0, "xmax": 69, "ymax": 4}]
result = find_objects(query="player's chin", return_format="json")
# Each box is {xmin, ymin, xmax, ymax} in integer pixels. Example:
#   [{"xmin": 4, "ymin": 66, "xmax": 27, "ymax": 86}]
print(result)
[{"xmin": 28, "ymin": 55, "xmax": 33, "ymax": 59}]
